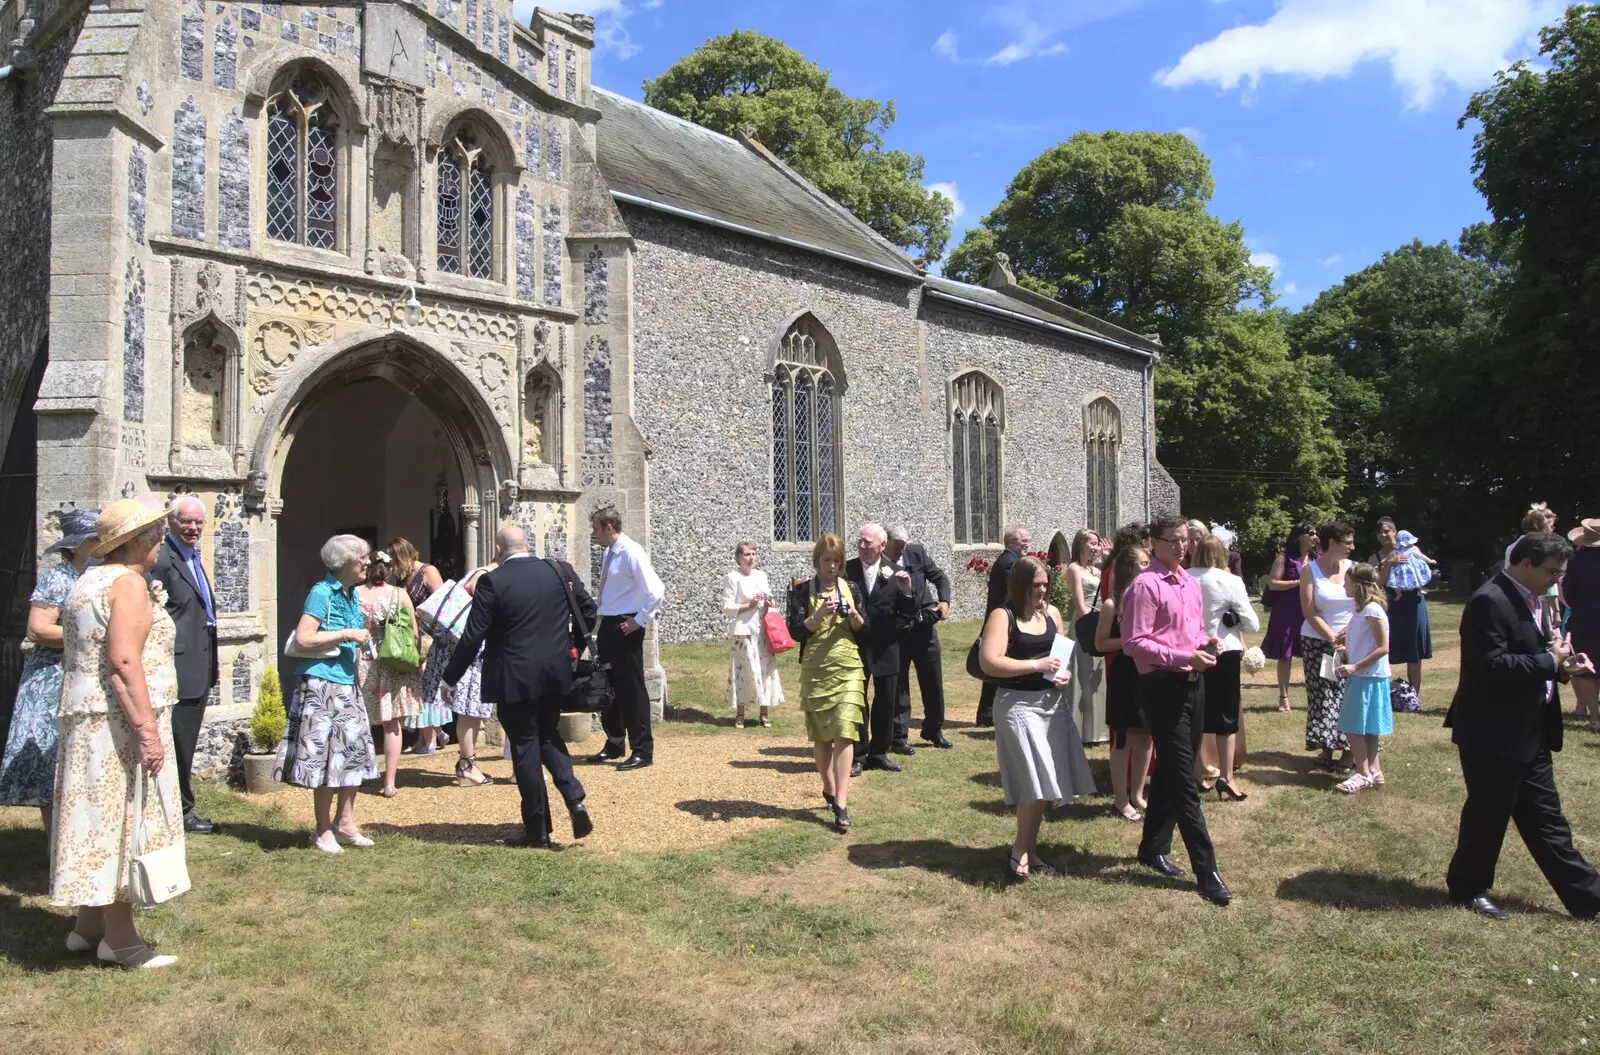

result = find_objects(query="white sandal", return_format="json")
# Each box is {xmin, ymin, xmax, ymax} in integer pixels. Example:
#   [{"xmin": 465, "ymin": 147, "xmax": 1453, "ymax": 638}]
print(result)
[
  {"xmin": 97, "ymin": 939, "xmax": 177, "ymax": 970},
  {"xmin": 1334, "ymin": 773, "xmax": 1369, "ymax": 795}
]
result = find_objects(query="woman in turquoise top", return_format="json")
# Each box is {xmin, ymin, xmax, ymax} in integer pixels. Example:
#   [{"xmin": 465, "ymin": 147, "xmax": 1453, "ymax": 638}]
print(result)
[{"xmin": 275, "ymin": 534, "xmax": 379, "ymax": 855}]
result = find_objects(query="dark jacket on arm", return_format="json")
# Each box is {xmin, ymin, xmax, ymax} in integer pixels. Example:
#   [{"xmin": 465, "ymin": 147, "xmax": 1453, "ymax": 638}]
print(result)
[
  {"xmin": 898, "ymin": 541, "xmax": 951, "ymax": 613},
  {"xmin": 1444, "ymin": 572, "xmax": 1565, "ymax": 762},
  {"xmin": 149, "ymin": 537, "xmax": 219, "ymax": 700},
  {"xmin": 442, "ymin": 556, "xmax": 594, "ymax": 706}
]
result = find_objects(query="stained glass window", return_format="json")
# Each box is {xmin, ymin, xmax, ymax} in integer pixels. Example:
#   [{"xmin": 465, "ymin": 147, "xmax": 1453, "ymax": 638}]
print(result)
[
  {"xmin": 770, "ymin": 316, "xmax": 843, "ymax": 543},
  {"xmin": 265, "ymin": 75, "xmax": 338, "ymax": 249},
  {"xmin": 951, "ymin": 372, "xmax": 1004, "ymax": 545},
  {"xmin": 437, "ymin": 128, "xmax": 495, "ymax": 279},
  {"xmin": 1084, "ymin": 397, "xmax": 1121, "ymax": 538}
]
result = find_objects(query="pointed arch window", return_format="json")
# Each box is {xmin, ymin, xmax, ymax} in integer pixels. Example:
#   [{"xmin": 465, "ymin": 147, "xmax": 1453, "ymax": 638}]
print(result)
[
  {"xmin": 951, "ymin": 372, "xmax": 1004, "ymax": 545},
  {"xmin": 436, "ymin": 127, "xmax": 495, "ymax": 279},
  {"xmin": 771, "ymin": 318, "xmax": 843, "ymax": 544},
  {"xmin": 266, "ymin": 74, "xmax": 339, "ymax": 250},
  {"xmin": 1085, "ymin": 397, "xmax": 1122, "ymax": 538}
]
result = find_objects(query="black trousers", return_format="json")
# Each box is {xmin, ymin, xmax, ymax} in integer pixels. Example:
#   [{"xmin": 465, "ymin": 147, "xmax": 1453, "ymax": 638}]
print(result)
[
  {"xmin": 1136, "ymin": 672, "xmax": 1218, "ymax": 877},
  {"xmin": 1447, "ymin": 747, "xmax": 1600, "ymax": 917},
  {"xmin": 896, "ymin": 623, "xmax": 945, "ymax": 740},
  {"xmin": 854, "ymin": 671, "xmax": 900, "ymax": 760},
  {"xmin": 599, "ymin": 615, "xmax": 652, "ymax": 759},
  {"xmin": 535, "ymin": 701, "xmax": 586, "ymax": 810},
  {"xmin": 977, "ymin": 681, "xmax": 997, "ymax": 726},
  {"xmin": 498, "ymin": 703, "xmax": 555, "ymax": 844},
  {"xmin": 171, "ymin": 696, "xmax": 208, "ymax": 816}
]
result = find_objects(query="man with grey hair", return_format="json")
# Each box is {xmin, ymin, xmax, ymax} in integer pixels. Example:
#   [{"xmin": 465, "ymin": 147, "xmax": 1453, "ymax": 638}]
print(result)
[
  {"xmin": 845, "ymin": 522, "xmax": 919, "ymax": 773},
  {"xmin": 149, "ymin": 494, "xmax": 220, "ymax": 833},
  {"xmin": 976, "ymin": 525, "xmax": 1031, "ymax": 727},
  {"xmin": 883, "ymin": 524, "xmax": 953, "ymax": 750}
]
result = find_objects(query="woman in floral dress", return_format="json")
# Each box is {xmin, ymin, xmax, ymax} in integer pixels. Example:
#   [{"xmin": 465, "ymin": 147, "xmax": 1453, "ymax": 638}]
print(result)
[
  {"xmin": 416, "ymin": 560, "xmax": 496, "ymax": 786},
  {"xmin": 0, "ymin": 507, "xmax": 98, "ymax": 827},
  {"xmin": 356, "ymin": 552, "xmax": 422, "ymax": 797},
  {"xmin": 393, "ymin": 538, "xmax": 452, "ymax": 753}
]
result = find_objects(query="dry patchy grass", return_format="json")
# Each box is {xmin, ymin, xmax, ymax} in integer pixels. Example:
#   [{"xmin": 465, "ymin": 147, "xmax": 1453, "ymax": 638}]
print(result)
[{"xmin": 7, "ymin": 599, "xmax": 1600, "ymax": 1053}]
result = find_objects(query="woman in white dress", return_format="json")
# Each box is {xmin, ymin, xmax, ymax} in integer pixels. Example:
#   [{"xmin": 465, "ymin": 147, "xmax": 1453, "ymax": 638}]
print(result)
[
  {"xmin": 722, "ymin": 541, "xmax": 785, "ymax": 728},
  {"xmin": 1190, "ymin": 536, "xmax": 1260, "ymax": 799}
]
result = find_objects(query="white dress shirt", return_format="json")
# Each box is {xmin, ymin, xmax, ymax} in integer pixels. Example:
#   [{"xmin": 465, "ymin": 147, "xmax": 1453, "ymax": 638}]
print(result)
[
  {"xmin": 721, "ymin": 569, "xmax": 771, "ymax": 637},
  {"xmin": 1190, "ymin": 567, "xmax": 1261, "ymax": 652},
  {"xmin": 596, "ymin": 532, "xmax": 666, "ymax": 626}
]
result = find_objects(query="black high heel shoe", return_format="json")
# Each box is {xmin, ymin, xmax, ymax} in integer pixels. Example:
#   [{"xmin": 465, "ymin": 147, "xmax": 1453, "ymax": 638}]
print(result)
[
  {"xmin": 823, "ymin": 790, "xmax": 836, "ymax": 809},
  {"xmin": 833, "ymin": 804, "xmax": 851, "ymax": 833},
  {"xmin": 1215, "ymin": 777, "xmax": 1247, "ymax": 801}
]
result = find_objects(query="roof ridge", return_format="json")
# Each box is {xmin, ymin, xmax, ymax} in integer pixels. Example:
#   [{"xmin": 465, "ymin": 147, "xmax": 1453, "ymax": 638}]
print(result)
[
  {"xmin": 735, "ymin": 132, "xmax": 924, "ymax": 276},
  {"xmin": 591, "ymin": 86, "xmax": 746, "ymax": 149}
]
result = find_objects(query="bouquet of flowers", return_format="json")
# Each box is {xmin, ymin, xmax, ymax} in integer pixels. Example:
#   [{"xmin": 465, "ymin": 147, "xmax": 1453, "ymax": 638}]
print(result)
[{"xmin": 1241, "ymin": 645, "xmax": 1267, "ymax": 674}]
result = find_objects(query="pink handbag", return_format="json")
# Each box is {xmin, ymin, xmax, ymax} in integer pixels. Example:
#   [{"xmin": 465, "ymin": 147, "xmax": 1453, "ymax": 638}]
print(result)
[{"xmin": 762, "ymin": 607, "xmax": 795, "ymax": 655}]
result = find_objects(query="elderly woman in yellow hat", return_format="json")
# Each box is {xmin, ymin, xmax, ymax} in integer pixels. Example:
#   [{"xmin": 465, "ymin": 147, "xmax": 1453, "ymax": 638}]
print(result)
[{"xmin": 49, "ymin": 495, "xmax": 184, "ymax": 969}]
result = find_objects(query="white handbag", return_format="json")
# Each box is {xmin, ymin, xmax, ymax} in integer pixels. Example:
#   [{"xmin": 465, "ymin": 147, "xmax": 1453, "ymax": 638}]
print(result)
[
  {"xmin": 128, "ymin": 767, "xmax": 191, "ymax": 908},
  {"xmin": 283, "ymin": 590, "xmax": 341, "ymax": 659},
  {"xmin": 415, "ymin": 573, "xmax": 481, "ymax": 642}
]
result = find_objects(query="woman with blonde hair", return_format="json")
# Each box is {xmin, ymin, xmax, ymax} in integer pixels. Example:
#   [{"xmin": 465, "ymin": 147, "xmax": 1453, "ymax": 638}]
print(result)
[
  {"xmin": 982, "ymin": 555, "xmax": 1095, "ymax": 881},
  {"xmin": 389, "ymin": 537, "xmax": 452, "ymax": 754},
  {"xmin": 356, "ymin": 549, "xmax": 423, "ymax": 797},
  {"xmin": 50, "ymin": 496, "xmax": 182, "ymax": 968},
  {"xmin": 787, "ymin": 533, "xmax": 866, "ymax": 832},
  {"xmin": 722, "ymin": 540, "xmax": 784, "ymax": 728},
  {"xmin": 1190, "ymin": 535, "xmax": 1260, "ymax": 799},
  {"xmin": 1333, "ymin": 563, "xmax": 1392, "ymax": 794}
]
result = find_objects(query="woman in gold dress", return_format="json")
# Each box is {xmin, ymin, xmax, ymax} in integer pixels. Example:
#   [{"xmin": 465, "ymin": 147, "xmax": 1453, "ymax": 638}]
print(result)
[{"xmin": 787, "ymin": 533, "xmax": 867, "ymax": 832}]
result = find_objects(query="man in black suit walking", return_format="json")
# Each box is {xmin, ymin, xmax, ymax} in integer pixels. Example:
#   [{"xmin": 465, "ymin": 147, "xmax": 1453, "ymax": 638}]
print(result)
[
  {"xmin": 976, "ymin": 526, "xmax": 1029, "ymax": 727},
  {"xmin": 1445, "ymin": 531, "xmax": 1600, "ymax": 920},
  {"xmin": 884, "ymin": 525, "xmax": 954, "ymax": 750},
  {"xmin": 845, "ymin": 523, "xmax": 919, "ymax": 774},
  {"xmin": 149, "ymin": 495, "xmax": 220, "ymax": 834},
  {"xmin": 444, "ymin": 526, "xmax": 596, "ymax": 848}
]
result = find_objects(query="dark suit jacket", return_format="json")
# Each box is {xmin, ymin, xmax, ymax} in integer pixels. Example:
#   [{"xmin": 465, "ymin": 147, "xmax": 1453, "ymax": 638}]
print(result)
[
  {"xmin": 1445, "ymin": 572, "xmax": 1565, "ymax": 762},
  {"xmin": 443, "ymin": 556, "xmax": 595, "ymax": 706},
  {"xmin": 149, "ymin": 536, "xmax": 219, "ymax": 700},
  {"xmin": 986, "ymin": 549, "xmax": 1019, "ymax": 613},
  {"xmin": 897, "ymin": 542, "xmax": 951, "ymax": 611},
  {"xmin": 843, "ymin": 557, "xmax": 919, "ymax": 676}
]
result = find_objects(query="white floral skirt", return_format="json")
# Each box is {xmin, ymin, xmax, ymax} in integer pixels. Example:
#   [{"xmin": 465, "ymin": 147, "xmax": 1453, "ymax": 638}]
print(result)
[
  {"xmin": 728, "ymin": 633, "xmax": 785, "ymax": 711},
  {"xmin": 50, "ymin": 706, "xmax": 183, "ymax": 908},
  {"xmin": 275, "ymin": 676, "xmax": 379, "ymax": 789}
]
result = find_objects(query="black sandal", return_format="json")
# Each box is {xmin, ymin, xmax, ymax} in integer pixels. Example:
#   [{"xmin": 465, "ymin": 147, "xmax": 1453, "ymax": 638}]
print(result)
[
  {"xmin": 823, "ymin": 790, "xmax": 836, "ymax": 809},
  {"xmin": 1007, "ymin": 854, "xmax": 1029, "ymax": 883},
  {"xmin": 833, "ymin": 805, "xmax": 851, "ymax": 832},
  {"xmin": 455, "ymin": 758, "xmax": 494, "ymax": 787}
]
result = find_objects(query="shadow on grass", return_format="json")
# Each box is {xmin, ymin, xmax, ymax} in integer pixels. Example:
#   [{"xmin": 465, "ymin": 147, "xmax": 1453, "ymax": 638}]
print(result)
[
  {"xmin": 364, "ymin": 821, "xmax": 531, "ymax": 845},
  {"xmin": 726, "ymin": 759, "xmax": 816, "ymax": 774},
  {"xmin": 1243, "ymin": 750, "xmax": 1338, "ymax": 790},
  {"xmin": 965, "ymin": 799, "xmax": 1111, "ymax": 822},
  {"xmin": 0, "ymin": 896, "xmax": 91, "ymax": 973},
  {"xmin": 382, "ymin": 769, "xmax": 463, "ymax": 790},
  {"xmin": 675, "ymin": 798, "xmax": 834, "ymax": 830},
  {"xmin": 846, "ymin": 839, "xmax": 1182, "ymax": 891},
  {"xmin": 969, "ymin": 770, "xmax": 1003, "ymax": 788},
  {"xmin": 963, "ymin": 730, "xmax": 996, "ymax": 743},
  {"xmin": 759, "ymin": 746, "xmax": 816, "ymax": 758},
  {"xmin": 217, "ymin": 821, "xmax": 314, "ymax": 853},
  {"xmin": 1275, "ymin": 869, "xmax": 1558, "ymax": 916},
  {"xmin": 0, "ymin": 826, "xmax": 49, "ymax": 895},
  {"xmin": 664, "ymin": 706, "xmax": 736, "ymax": 728}
]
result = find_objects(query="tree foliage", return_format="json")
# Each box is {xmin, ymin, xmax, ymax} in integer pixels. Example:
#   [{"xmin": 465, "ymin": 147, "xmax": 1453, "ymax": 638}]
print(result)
[
  {"xmin": 643, "ymin": 30, "xmax": 953, "ymax": 262},
  {"xmin": 943, "ymin": 131, "xmax": 1271, "ymax": 349}
]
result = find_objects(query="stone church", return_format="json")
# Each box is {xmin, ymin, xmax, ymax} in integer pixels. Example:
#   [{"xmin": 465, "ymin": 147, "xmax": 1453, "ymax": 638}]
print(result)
[{"xmin": 0, "ymin": 1, "xmax": 1177, "ymax": 756}]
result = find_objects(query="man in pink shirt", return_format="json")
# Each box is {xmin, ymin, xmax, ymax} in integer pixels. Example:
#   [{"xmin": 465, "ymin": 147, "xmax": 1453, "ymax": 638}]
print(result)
[{"xmin": 1121, "ymin": 513, "xmax": 1232, "ymax": 906}]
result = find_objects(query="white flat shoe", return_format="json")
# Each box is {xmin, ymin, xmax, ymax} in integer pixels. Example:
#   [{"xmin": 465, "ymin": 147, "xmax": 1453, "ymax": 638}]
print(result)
[
  {"xmin": 97, "ymin": 939, "xmax": 177, "ymax": 970},
  {"xmin": 312, "ymin": 834, "xmax": 344, "ymax": 855},
  {"xmin": 334, "ymin": 830, "xmax": 374, "ymax": 848},
  {"xmin": 66, "ymin": 930, "xmax": 99, "ymax": 954}
]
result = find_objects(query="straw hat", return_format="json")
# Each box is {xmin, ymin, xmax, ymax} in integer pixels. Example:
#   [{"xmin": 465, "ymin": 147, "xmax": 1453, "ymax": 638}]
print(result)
[
  {"xmin": 91, "ymin": 496, "xmax": 171, "ymax": 558},
  {"xmin": 1568, "ymin": 519, "xmax": 1600, "ymax": 550},
  {"xmin": 44, "ymin": 507, "xmax": 100, "ymax": 556}
]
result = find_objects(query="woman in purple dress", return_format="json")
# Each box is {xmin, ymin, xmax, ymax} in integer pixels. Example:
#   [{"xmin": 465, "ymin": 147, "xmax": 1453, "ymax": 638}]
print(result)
[{"xmin": 1263, "ymin": 521, "xmax": 1316, "ymax": 712}]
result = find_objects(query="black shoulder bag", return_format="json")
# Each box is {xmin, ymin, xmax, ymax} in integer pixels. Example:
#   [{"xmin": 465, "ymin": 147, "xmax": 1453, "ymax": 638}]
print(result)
[{"xmin": 545, "ymin": 558, "xmax": 615, "ymax": 714}]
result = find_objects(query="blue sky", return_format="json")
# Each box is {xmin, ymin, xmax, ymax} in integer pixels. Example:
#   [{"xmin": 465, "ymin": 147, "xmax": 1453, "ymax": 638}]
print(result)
[{"xmin": 530, "ymin": 0, "xmax": 1565, "ymax": 309}]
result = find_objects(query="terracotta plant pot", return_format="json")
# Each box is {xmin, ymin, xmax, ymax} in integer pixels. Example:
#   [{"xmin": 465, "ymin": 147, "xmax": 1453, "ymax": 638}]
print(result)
[{"xmin": 242, "ymin": 752, "xmax": 277, "ymax": 795}]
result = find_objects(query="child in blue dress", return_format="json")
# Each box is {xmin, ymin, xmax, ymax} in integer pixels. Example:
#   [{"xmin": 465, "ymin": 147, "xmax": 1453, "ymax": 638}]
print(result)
[
  {"xmin": 1334, "ymin": 563, "xmax": 1392, "ymax": 794},
  {"xmin": 1384, "ymin": 530, "xmax": 1436, "ymax": 590}
]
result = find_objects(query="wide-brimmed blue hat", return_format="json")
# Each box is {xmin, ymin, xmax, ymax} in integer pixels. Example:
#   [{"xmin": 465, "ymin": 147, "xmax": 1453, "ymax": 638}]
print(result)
[{"xmin": 45, "ymin": 507, "xmax": 100, "ymax": 555}]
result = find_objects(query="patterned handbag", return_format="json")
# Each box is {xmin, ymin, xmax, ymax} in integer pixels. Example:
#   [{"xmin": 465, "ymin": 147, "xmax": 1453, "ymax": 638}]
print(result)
[{"xmin": 1391, "ymin": 678, "xmax": 1422, "ymax": 713}]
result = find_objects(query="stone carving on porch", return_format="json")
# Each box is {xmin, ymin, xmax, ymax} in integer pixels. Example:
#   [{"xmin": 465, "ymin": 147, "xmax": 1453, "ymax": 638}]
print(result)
[
  {"xmin": 520, "ymin": 363, "xmax": 562, "ymax": 489},
  {"xmin": 371, "ymin": 78, "xmax": 422, "ymax": 148},
  {"xmin": 243, "ymin": 272, "xmax": 519, "ymax": 345}
]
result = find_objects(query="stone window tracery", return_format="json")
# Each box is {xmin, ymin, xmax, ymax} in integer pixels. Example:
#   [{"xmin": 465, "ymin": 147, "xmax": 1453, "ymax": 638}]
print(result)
[
  {"xmin": 436, "ymin": 127, "xmax": 495, "ymax": 279},
  {"xmin": 265, "ymin": 74, "xmax": 340, "ymax": 250},
  {"xmin": 1084, "ymin": 397, "xmax": 1121, "ymax": 538},
  {"xmin": 771, "ymin": 317, "xmax": 843, "ymax": 544},
  {"xmin": 951, "ymin": 372, "xmax": 1003, "ymax": 545}
]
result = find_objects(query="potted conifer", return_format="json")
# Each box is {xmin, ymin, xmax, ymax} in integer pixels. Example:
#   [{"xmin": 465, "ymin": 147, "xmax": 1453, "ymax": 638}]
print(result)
[{"xmin": 243, "ymin": 666, "xmax": 286, "ymax": 794}]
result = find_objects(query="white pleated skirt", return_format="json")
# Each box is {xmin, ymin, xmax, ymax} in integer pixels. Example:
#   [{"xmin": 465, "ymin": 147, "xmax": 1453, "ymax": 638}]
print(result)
[{"xmin": 994, "ymin": 686, "xmax": 1098, "ymax": 807}]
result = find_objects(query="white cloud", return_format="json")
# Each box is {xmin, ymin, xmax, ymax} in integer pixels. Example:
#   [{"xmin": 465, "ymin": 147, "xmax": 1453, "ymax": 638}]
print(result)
[
  {"xmin": 934, "ymin": 31, "xmax": 961, "ymax": 59},
  {"xmin": 512, "ymin": 0, "xmax": 651, "ymax": 60},
  {"xmin": 935, "ymin": 3, "xmax": 1139, "ymax": 66},
  {"xmin": 1177, "ymin": 126, "xmax": 1205, "ymax": 145},
  {"xmin": 1283, "ymin": 281, "xmax": 1299, "ymax": 296},
  {"xmin": 927, "ymin": 181, "xmax": 966, "ymax": 220},
  {"xmin": 984, "ymin": 6, "xmax": 1069, "ymax": 65},
  {"xmin": 1156, "ymin": 0, "xmax": 1562, "ymax": 109},
  {"xmin": 1318, "ymin": 253, "xmax": 1344, "ymax": 268},
  {"xmin": 1250, "ymin": 250, "xmax": 1282, "ymax": 272}
]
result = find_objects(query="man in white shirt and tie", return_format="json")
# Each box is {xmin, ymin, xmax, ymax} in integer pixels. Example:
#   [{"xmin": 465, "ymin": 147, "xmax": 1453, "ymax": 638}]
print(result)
[{"xmin": 584, "ymin": 506, "xmax": 666, "ymax": 771}]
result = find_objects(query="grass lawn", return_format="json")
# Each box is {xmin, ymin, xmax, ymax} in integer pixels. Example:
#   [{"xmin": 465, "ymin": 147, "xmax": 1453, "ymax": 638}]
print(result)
[{"xmin": 7, "ymin": 598, "xmax": 1600, "ymax": 1053}]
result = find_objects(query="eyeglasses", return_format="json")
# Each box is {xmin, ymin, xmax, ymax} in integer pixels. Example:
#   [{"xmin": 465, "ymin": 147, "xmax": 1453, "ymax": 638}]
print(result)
[{"xmin": 1154, "ymin": 535, "xmax": 1186, "ymax": 546}]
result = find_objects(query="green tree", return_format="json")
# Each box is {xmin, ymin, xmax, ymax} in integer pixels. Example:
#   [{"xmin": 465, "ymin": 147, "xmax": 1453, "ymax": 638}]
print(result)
[
  {"xmin": 1288, "ymin": 238, "xmax": 1504, "ymax": 558},
  {"xmin": 1457, "ymin": 4, "xmax": 1600, "ymax": 556},
  {"xmin": 943, "ymin": 131, "xmax": 1271, "ymax": 349},
  {"xmin": 1158, "ymin": 310, "xmax": 1346, "ymax": 566},
  {"xmin": 643, "ymin": 30, "xmax": 953, "ymax": 262}
]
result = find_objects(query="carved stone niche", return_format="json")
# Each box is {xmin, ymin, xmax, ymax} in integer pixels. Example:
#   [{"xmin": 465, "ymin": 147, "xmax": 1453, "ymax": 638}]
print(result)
[
  {"xmin": 520, "ymin": 362, "xmax": 563, "ymax": 490},
  {"xmin": 169, "ymin": 259, "xmax": 246, "ymax": 479},
  {"xmin": 369, "ymin": 79, "xmax": 423, "ymax": 279}
]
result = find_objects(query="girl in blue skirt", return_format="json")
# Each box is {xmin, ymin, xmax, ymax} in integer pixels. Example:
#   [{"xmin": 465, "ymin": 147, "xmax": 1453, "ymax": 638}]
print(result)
[{"xmin": 1334, "ymin": 563, "xmax": 1392, "ymax": 794}]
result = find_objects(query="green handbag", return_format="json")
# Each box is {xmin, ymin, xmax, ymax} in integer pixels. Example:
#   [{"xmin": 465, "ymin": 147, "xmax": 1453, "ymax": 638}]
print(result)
[{"xmin": 378, "ymin": 589, "xmax": 421, "ymax": 673}]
